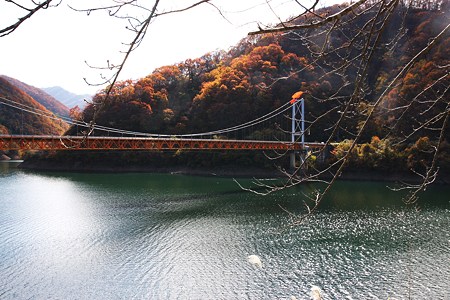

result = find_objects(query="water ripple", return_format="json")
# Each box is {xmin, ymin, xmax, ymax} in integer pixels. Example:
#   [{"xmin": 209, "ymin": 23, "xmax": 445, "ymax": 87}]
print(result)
[{"xmin": 0, "ymin": 171, "xmax": 449, "ymax": 299}]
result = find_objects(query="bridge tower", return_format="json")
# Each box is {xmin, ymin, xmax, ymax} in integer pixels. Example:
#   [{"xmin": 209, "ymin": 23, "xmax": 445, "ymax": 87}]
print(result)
[{"xmin": 290, "ymin": 96, "xmax": 305, "ymax": 171}]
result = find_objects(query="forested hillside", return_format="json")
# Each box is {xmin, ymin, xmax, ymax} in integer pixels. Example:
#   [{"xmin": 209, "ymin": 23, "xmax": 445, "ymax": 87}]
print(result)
[
  {"xmin": 1, "ymin": 75, "xmax": 70, "ymax": 118},
  {"xmin": 72, "ymin": 5, "xmax": 448, "ymax": 145},
  {"xmin": 0, "ymin": 77, "xmax": 69, "ymax": 135},
  {"xmin": 28, "ymin": 3, "xmax": 449, "ymax": 174}
]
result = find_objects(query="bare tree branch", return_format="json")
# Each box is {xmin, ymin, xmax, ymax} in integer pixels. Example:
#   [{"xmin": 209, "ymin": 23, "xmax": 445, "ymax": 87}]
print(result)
[
  {"xmin": 0, "ymin": 0, "xmax": 59, "ymax": 37},
  {"xmin": 248, "ymin": 0, "xmax": 368, "ymax": 35}
]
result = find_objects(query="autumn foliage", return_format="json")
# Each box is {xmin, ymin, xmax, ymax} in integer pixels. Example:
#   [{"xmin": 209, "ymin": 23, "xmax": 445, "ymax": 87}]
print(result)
[
  {"xmin": 0, "ymin": 77, "xmax": 68, "ymax": 135},
  {"xmin": 64, "ymin": 5, "xmax": 448, "ymax": 172}
]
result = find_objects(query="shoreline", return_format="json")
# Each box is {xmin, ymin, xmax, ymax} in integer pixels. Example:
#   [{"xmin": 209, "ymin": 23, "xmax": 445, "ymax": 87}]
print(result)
[
  {"xmin": 17, "ymin": 159, "xmax": 450, "ymax": 184},
  {"xmin": 18, "ymin": 159, "xmax": 282, "ymax": 178}
]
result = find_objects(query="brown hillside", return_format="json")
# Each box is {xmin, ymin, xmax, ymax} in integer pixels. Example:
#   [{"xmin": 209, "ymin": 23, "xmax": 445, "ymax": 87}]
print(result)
[
  {"xmin": 0, "ymin": 77, "xmax": 69, "ymax": 135},
  {"xmin": 1, "ymin": 75, "xmax": 69, "ymax": 117}
]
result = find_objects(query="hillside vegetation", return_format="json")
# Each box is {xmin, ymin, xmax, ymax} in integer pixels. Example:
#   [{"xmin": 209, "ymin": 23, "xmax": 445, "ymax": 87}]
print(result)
[
  {"xmin": 1, "ymin": 75, "xmax": 69, "ymax": 118},
  {"xmin": 72, "ymin": 6, "xmax": 448, "ymax": 143},
  {"xmin": 0, "ymin": 77, "xmax": 69, "ymax": 135},
  {"xmin": 25, "ymin": 4, "xmax": 450, "ymax": 175}
]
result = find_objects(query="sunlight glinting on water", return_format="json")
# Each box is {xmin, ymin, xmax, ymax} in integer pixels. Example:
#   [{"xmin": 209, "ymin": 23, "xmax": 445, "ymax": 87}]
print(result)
[{"xmin": 0, "ymin": 166, "xmax": 449, "ymax": 299}]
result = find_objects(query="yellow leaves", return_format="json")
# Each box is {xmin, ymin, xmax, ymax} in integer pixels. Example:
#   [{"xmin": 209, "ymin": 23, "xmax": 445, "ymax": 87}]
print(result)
[
  {"xmin": 69, "ymin": 106, "xmax": 82, "ymax": 121},
  {"xmin": 403, "ymin": 72, "xmax": 417, "ymax": 85},
  {"xmin": 194, "ymin": 64, "xmax": 252, "ymax": 103},
  {"xmin": 231, "ymin": 43, "xmax": 286, "ymax": 73},
  {"xmin": 0, "ymin": 124, "xmax": 9, "ymax": 134},
  {"xmin": 163, "ymin": 108, "xmax": 174, "ymax": 123},
  {"xmin": 370, "ymin": 136, "xmax": 382, "ymax": 149},
  {"xmin": 414, "ymin": 136, "xmax": 431, "ymax": 152},
  {"xmin": 153, "ymin": 65, "xmax": 182, "ymax": 80},
  {"xmin": 120, "ymin": 84, "xmax": 135, "ymax": 99}
]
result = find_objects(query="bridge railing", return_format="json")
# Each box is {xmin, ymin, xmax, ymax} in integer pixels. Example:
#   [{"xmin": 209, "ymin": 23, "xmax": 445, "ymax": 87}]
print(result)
[{"xmin": 0, "ymin": 135, "xmax": 325, "ymax": 151}]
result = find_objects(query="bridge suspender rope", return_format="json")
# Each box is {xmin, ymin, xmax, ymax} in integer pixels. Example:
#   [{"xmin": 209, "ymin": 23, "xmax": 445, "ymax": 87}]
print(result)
[{"xmin": 0, "ymin": 96, "xmax": 291, "ymax": 138}]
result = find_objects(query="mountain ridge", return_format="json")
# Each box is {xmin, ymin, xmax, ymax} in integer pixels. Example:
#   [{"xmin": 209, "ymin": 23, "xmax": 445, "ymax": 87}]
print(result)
[
  {"xmin": 0, "ymin": 77, "xmax": 69, "ymax": 135},
  {"xmin": 0, "ymin": 75, "xmax": 70, "ymax": 118},
  {"xmin": 43, "ymin": 86, "xmax": 91, "ymax": 109}
]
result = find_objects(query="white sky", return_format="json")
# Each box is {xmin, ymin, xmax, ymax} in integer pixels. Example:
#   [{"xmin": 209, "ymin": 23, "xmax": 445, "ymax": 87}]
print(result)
[{"xmin": 0, "ymin": 0, "xmax": 338, "ymax": 95}]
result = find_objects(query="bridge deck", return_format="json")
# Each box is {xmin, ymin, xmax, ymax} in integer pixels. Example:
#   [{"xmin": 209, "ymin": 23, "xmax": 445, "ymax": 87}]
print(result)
[{"xmin": 0, "ymin": 135, "xmax": 324, "ymax": 151}]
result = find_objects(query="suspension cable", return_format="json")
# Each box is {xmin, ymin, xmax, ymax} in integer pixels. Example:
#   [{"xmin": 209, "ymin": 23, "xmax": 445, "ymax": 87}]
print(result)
[{"xmin": 0, "ymin": 96, "xmax": 293, "ymax": 138}]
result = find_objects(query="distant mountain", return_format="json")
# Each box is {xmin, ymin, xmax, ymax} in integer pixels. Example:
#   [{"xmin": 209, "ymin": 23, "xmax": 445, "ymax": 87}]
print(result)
[
  {"xmin": 1, "ymin": 75, "xmax": 70, "ymax": 118},
  {"xmin": 43, "ymin": 86, "xmax": 91, "ymax": 109},
  {"xmin": 0, "ymin": 77, "xmax": 69, "ymax": 135}
]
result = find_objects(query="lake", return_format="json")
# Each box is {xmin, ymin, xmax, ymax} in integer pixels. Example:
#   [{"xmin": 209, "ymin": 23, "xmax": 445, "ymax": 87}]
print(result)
[{"xmin": 0, "ymin": 161, "xmax": 449, "ymax": 299}]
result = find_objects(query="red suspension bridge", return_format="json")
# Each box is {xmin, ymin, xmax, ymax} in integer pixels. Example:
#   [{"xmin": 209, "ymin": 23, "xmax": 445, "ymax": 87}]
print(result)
[
  {"xmin": 0, "ymin": 135, "xmax": 324, "ymax": 151},
  {"xmin": 0, "ymin": 93, "xmax": 325, "ymax": 167}
]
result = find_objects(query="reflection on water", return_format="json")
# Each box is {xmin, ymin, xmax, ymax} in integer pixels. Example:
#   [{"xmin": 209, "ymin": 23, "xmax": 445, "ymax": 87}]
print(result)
[{"xmin": 0, "ymin": 163, "xmax": 449, "ymax": 299}]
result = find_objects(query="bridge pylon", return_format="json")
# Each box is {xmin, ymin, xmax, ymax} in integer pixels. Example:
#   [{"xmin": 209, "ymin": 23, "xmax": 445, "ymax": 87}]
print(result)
[{"xmin": 290, "ymin": 96, "xmax": 305, "ymax": 171}]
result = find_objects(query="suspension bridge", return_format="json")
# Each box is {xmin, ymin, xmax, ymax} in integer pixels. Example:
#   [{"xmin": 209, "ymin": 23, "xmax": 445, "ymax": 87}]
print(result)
[
  {"xmin": 0, "ymin": 135, "xmax": 326, "ymax": 151},
  {"xmin": 0, "ymin": 93, "xmax": 325, "ymax": 168}
]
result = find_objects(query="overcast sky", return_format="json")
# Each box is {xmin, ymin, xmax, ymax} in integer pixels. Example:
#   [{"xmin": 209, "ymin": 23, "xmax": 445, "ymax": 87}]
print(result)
[{"xmin": 0, "ymin": 0, "xmax": 338, "ymax": 95}]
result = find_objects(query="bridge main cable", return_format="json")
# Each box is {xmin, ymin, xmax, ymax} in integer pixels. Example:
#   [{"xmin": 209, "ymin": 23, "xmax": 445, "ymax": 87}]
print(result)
[{"xmin": 1, "ymin": 96, "xmax": 293, "ymax": 139}]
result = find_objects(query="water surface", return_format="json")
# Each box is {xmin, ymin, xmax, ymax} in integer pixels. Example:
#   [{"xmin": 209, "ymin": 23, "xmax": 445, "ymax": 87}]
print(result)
[{"xmin": 0, "ymin": 162, "xmax": 449, "ymax": 299}]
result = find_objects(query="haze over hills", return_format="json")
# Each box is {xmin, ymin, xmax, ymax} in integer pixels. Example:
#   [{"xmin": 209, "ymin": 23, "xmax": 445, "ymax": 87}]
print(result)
[
  {"xmin": 43, "ymin": 86, "xmax": 91, "ymax": 109},
  {"xmin": 1, "ymin": 75, "xmax": 70, "ymax": 118},
  {"xmin": 0, "ymin": 75, "xmax": 90, "ymax": 135}
]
